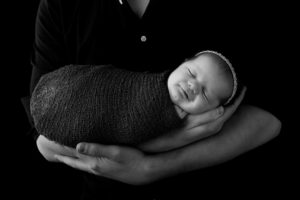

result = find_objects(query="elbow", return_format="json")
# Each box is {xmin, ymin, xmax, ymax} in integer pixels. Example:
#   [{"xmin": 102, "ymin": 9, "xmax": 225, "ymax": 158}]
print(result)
[
  {"xmin": 243, "ymin": 105, "xmax": 282, "ymax": 147},
  {"xmin": 270, "ymin": 114, "xmax": 282, "ymax": 139},
  {"xmin": 258, "ymin": 108, "xmax": 282, "ymax": 144}
]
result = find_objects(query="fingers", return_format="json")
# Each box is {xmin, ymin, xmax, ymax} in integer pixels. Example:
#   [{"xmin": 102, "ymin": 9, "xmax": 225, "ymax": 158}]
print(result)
[
  {"xmin": 222, "ymin": 87, "xmax": 247, "ymax": 119},
  {"xmin": 54, "ymin": 154, "xmax": 108, "ymax": 176},
  {"xmin": 186, "ymin": 87, "xmax": 246, "ymax": 130},
  {"xmin": 231, "ymin": 86, "xmax": 246, "ymax": 109},
  {"xmin": 234, "ymin": 87, "xmax": 247, "ymax": 105},
  {"xmin": 185, "ymin": 106, "xmax": 224, "ymax": 129},
  {"xmin": 76, "ymin": 143, "xmax": 121, "ymax": 160},
  {"xmin": 54, "ymin": 154, "xmax": 88, "ymax": 171},
  {"xmin": 185, "ymin": 87, "xmax": 247, "ymax": 140}
]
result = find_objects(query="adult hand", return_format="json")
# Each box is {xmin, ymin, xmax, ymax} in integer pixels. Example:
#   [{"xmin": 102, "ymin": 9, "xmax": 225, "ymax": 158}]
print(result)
[
  {"xmin": 138, "ymin": 87, "xmax": 247, "ymax": 152},
  {"xmin": 36, "ymin": 135, "xmax": 78, "ymax": 162},
  {"xmin": 54, "ymin": 144, "xmax": 154, "ymax": 185},
  {"xmin": 37, "ymin": 135, "xmax": 153, "ymax": 185}
]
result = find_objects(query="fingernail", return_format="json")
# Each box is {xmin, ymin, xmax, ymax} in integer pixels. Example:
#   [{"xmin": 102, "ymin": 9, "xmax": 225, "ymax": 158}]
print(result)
[{"xmin": 76, "ymin": 143, "xmax": 85, "ymax": 153}]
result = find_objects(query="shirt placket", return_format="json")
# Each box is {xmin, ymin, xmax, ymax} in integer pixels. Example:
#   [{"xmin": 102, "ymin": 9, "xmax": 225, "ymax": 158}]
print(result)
[{"xmin": 118, "ymin": 0, "xmax": 149, "ymax": 45}]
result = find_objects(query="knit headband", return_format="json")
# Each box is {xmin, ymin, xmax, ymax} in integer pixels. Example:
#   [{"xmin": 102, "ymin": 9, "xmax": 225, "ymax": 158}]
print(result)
[{"xmin": 194, "ymin": 50, "xmax": 238, "ymax": 105}]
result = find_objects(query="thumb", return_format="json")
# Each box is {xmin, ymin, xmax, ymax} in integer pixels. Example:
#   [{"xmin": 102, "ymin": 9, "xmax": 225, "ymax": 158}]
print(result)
[{"xmin": 76, "ymin": 143, "xmax": 120, "ymax": 159}]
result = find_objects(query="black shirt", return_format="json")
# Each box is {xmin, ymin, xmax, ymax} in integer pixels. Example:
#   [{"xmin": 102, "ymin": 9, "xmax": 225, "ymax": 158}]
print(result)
[{"xmin": 21, "ymin": 0, "xmax": 283, "ymax": 199}]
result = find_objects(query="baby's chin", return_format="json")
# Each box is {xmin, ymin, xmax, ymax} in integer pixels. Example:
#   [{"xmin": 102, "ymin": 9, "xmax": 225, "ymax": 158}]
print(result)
[{"xmin": 181, "ymin": 106, "xmax": 208, "ymax": 115}]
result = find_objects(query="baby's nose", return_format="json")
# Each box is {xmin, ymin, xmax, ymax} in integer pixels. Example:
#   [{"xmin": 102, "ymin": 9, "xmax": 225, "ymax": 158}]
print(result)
[{"xmin": 187, "ymin": 81, "xmax": 199, "ymax": 94}]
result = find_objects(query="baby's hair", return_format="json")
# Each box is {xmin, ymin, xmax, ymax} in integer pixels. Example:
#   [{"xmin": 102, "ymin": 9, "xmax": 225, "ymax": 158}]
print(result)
[{"xmin": 189, "ymin": 50, "xmax": 238, "ymax": 105}]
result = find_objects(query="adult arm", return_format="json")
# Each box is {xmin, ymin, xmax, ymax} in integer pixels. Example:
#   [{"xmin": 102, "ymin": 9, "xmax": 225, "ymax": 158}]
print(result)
[
  {"xmin": 146, "ymin": 105, "xmax": 281, "ymax": 181},
  {"xmin": 53, "ymin": 104, "xmax": 281, "ymax": 185}
]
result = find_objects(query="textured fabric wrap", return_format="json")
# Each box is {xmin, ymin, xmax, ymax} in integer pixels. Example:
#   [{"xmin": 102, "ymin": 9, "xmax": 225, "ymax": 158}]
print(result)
[{"xmin": 30, "ymin": 65, "xmax": 183, "ymax": 147}]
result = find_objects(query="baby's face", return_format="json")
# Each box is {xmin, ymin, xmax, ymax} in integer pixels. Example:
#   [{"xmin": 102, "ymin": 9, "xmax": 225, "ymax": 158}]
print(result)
[{"xmin": 168, "ymin": 55, "xmax": 233, "ymax": 114}]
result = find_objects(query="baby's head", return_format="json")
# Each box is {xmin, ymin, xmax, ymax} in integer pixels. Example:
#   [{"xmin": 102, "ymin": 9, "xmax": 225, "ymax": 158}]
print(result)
[{"xmin": 168, "ymin": 50, "xmax": 237, "ymax": 115}]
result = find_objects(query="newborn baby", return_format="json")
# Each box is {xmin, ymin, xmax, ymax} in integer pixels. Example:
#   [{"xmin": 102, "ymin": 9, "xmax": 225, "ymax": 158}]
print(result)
[{"xmin": 30, "ymin": 50, "xmax": 237, "ymax": 147}]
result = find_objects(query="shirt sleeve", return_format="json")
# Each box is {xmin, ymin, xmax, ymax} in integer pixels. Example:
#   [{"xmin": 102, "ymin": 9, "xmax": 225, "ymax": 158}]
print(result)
[
  {"xmin": 30, "ymin": 0, "xmax": 68, "ymax": 91},
  {"xmin": 21, "ymin": 0, "xmax": 68, "ymax": 140}
]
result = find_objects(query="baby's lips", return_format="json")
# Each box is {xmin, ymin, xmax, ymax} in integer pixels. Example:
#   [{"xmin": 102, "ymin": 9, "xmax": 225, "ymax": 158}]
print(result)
[
  {"xmin": 185, "ymin": 87, "xmax": 196, "ymax": 101},
  {"xmin": 178, "ymin": 85, "xmax": 188, "ymax": 100},
  {"xmin": 180, "ymin": 85, "xmax": 191, "ymax": 101}
]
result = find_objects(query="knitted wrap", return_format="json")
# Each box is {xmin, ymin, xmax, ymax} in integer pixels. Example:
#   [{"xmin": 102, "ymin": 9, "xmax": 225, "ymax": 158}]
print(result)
[{"xmin": 30, "ymin": 65, "xmax": 183, "ymax": 147}]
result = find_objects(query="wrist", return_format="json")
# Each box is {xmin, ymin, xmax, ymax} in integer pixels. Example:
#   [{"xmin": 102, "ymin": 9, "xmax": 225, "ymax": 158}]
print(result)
[
  {"xmin": 144, "ymin": 151, "xmax": 184, "ymax": 183},
  {"xmin": 140, "ymin": 156, "xmax": 160, "ymax": 183}
]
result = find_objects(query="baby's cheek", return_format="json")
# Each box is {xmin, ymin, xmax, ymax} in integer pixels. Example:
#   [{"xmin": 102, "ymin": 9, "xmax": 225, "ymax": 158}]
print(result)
[
  {"xmin": 189, "ymin": 98, "xmax": 206, "ymax": 114},
  {"xmin": 170, "ymin": 93, "xmax": 180, "ymax": 105}
]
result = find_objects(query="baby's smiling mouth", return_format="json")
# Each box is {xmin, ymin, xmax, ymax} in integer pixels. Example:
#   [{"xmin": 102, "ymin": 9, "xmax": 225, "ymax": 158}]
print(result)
[{"xmin": 179, "ymin": 85, "xmax": 189, "ymax": 100}]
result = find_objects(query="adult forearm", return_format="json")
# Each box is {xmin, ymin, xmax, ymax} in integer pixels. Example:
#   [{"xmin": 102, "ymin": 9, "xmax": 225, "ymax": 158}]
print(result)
[{"xmin": 147, "ymin": 105, "xmax": 281, "ymax": 180}]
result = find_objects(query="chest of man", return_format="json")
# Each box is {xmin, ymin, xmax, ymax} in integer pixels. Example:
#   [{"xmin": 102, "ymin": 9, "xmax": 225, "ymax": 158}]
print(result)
[{"xmin": 62, "ymin": 0, "xmax": 251, "ymax": 72}]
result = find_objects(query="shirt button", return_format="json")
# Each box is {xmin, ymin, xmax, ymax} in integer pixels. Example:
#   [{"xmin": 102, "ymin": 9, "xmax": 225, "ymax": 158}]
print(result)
[{"xmin": 141, "ymin": 35, "xmax": 147, "ymax": 42}]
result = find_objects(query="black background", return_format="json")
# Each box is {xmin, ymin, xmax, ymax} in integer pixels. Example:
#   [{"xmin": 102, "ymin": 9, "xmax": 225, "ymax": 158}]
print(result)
[
  {"xmin": 4, "ymin": 1, "xmax": 84, "ymax": 199},
  {"xmin": 3, "ymin": 1, "xmax": 298, "ymax": 199}
]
